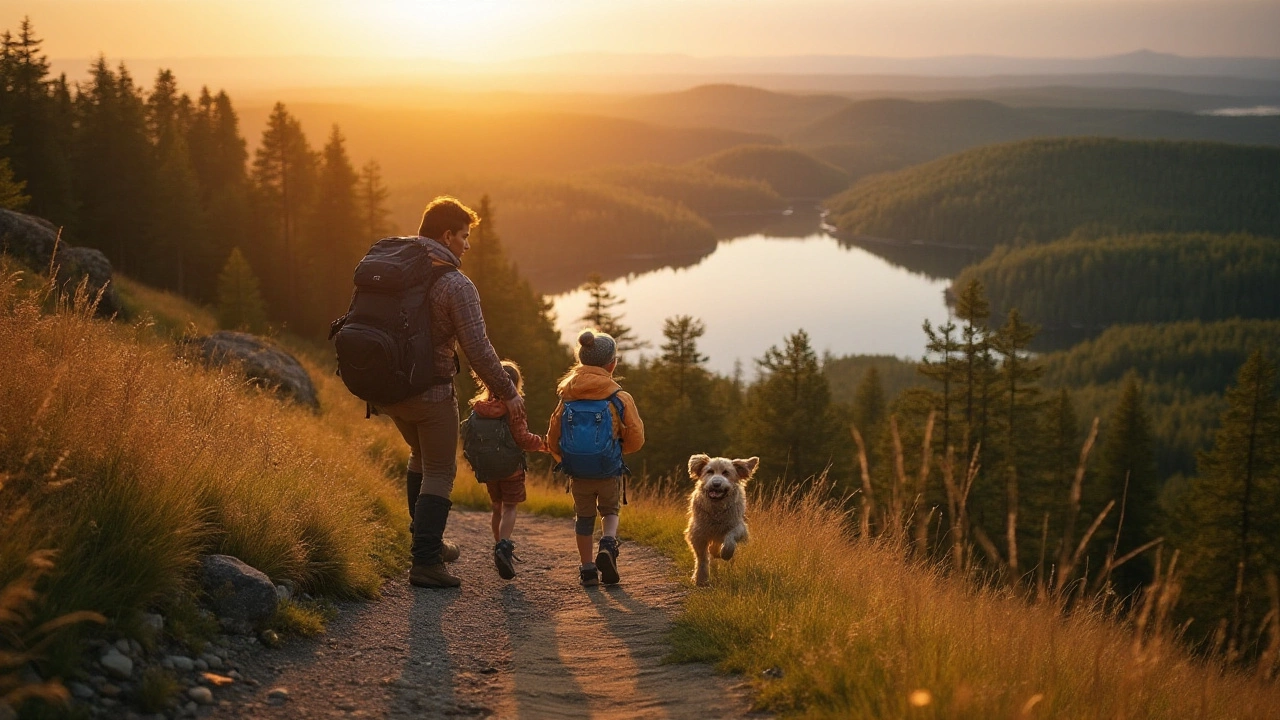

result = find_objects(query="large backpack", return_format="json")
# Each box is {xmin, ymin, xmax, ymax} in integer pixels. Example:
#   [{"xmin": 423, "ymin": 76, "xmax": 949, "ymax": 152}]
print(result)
[
  {"xmin": 460, "ymin": 411, "xmax": 526, "ymax": 482},
  {"xmin": 328, "ymin": 237, "xmax": 456, "ymax": 406},
  {"xmin": 556, "ymin": 391, "xmax": 627, "ymax": 479}
]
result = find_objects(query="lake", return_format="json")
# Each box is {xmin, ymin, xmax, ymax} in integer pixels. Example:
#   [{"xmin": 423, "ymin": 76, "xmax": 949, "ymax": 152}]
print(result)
[{"xmin": 548, "ymin": 231, "xmax": 953, "ymax": 375}]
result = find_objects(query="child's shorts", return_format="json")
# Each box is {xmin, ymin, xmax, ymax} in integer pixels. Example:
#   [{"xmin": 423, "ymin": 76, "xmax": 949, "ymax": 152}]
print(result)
[
  {"xmin": 486, "ymin": 474, "xmax": 527, "ymax": 505},
  {"xmin": 570, "ymin": 477, "xmax": 622, "ymax": 518}
]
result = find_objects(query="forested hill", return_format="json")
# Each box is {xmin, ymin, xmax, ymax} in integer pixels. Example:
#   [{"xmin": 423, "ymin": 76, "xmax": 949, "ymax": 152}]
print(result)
[
  {"xmin": 955, "ymin": 233, "xmax": 1280, "ymax": 333},
  {"xmin": 825, "ymin": 138, "xmax": 1280, "ymax": 247}
]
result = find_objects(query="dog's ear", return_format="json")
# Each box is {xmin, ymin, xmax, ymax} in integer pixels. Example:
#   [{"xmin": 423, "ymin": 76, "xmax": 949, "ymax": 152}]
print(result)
[
  {"xmin": 688, "ymin": 454, "xmax": 711, "ymax": 479},
  {"xmin": 731, "ymin": 457, "xmax": 760, "ymax": 482}
]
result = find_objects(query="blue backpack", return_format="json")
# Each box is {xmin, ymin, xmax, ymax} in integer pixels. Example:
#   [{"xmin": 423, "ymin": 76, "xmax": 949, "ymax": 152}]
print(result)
[{"xmin": 557, "ymin": 391, "xmax": 628, "ymax": 480}]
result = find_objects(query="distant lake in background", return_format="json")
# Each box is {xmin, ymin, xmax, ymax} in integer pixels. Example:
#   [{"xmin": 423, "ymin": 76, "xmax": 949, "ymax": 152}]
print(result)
[{"xmin": 549, "ymin": 232, "xmax": 953, "ymax": 375}]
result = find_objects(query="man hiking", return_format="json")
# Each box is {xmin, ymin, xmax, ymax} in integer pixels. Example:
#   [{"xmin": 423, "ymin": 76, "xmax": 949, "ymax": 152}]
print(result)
[{"xmin": 376, "ymin": 196, "xmax": 524, "ymax": 589}]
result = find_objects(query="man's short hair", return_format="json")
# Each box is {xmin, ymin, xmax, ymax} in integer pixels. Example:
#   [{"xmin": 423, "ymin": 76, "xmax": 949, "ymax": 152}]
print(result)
[{"xmin": 418, "ymin": 196, "xmax": 480, "ymax": 239}]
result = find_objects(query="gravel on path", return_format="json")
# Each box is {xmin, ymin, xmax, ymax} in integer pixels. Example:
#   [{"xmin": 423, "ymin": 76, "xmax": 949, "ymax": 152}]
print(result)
[{"xmin": 206, "ymin": 509, "xmax": 759, "ymax": 719}]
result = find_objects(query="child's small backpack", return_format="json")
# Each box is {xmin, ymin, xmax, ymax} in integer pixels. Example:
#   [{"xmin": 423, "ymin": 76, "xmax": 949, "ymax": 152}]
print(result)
[
  {"xmin": 460, "ymin": 411, "xmax": 526, "ymax": 482},
  {"xmin": 557, "ymin": 391, "xmax": 627, "ymax": 479}
]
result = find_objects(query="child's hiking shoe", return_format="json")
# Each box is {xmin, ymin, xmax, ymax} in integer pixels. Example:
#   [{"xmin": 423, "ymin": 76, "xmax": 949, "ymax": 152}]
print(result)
[
  {"xmin": 493, "ymin": 539, "xmax": 518, "ymax": 580},
  {"xmin": 596, "ymin": 536, "xmax": 621, "ymax": 585},
  {"xmin": 579, "ymin": 563, "xmax": 600, "ymax": 587}
]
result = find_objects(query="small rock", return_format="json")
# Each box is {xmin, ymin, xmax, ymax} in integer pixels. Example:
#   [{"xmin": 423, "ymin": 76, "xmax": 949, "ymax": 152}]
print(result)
[
  {"xmin": 260, "ymin": 629, "xmax": 281, "ymax": 648},
  {"xmin": 68, "ymin": 682, "xmax": 95, "ymax": 699},
  {"xmin": 100, "ymin": 650, "xmax": 133, "ymax": 679},
  {"xmin": 199, "ymin": 653, "xmax": 223, "ymax": 669},
  {"xmin": 266, "ymin": 687, "xmax": 289, "ymax": 705},
  {"xmin": 167, "ymin": 655, "xmax": 195, "ymax": 672},
  {"xmin": 761, "ymin": 665, "xmax": 784, "ymax": 679},
  {"xmin": 227, "ymin": 670, "xmax": 242, "ymax": 680},
  {"xmin": 129, "ymin": 639, "xmax": 143, "ymax": 655},
  {"xmin": 99, "ymin": 683, "xmax": 121, "ymax": 698},
  {"xmin": 187, "ymin": 686, "xmax": 213, "ymax": 705},
  {"xmin": 275, "ymin": 584, "xmax": 292, "ymax": 602},
  {"xmin": 89, "ymin": 674, "xmax": 108, "ymax": 688},
  {"xmin": 244, "ymin": 678, "xmax": 260, "ymax": 687},
  {"xmin": 219, "ymin": 617, "xmax": 255, "ymax": 636},
  {"xmin": 140, "ymin": 607, "xmax": 165, "ymax": 630},
  {"xmin": 114, "ymin": 639, "xmax": 132, "ymax": 654},
  {"xmin": 183, "ymin": 700, "xmax": 198, "ymax": 715},
  {"xmin": 100, "ymin": 697, "xmax": 120, "ymax": 708},
  {"xmin": 193, "ymin": 659, "xmax": 208, "ymax": 672}
]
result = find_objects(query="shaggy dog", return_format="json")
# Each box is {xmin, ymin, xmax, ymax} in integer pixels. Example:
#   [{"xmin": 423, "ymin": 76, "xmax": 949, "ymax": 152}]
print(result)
[{"xmin": 684, "ymin": 454, "xmax": 758, "ymax": 586}]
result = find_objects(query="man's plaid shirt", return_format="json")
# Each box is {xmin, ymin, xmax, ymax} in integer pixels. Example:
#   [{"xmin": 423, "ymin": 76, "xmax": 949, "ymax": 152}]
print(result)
[{"xmin": 417, "ymin": 238, "xmax": 517, "ymax": 404}]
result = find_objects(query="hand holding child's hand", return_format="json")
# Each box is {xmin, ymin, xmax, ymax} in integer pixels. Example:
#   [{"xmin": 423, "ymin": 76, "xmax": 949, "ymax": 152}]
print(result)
[{"xmin": 505, "ymin": 394, "xmax": 526, "ymax": 422}]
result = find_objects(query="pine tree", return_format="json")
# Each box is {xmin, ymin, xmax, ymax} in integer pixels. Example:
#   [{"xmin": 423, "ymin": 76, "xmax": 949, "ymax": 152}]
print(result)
[
  {"xmin": 990, "ymin": 307, "xmax": 1044, "ymax": 572},
  {"xmin": 635, "ymin": 316, "xmax": 726, "ymax": 478},
  {"xmin": 920, "ymin": 318, "xmax": 961, "ymax": 452},
  {"xmin": 251, "ymin": 102, "xmax": 316, "ymax": 326},
  {"xmin": 1095, "ymin": 372, "xmax": 1159, "ymax": 592},
  {"xmin": 954, "ymin": 279, "xmax": 994, "ymax": 455},
  {"xmin": 187, "ymin": 88, "xmax": 250, "ymax": 301},
  {"xmin": 852, "ymin": 367, "xmax": 887, "ymax": 442},
  {"xmin": 0, "ymin": 18, "xmax": 74, "ymax": 224},
  {"xmin": 307, "ymin": 125, "xmax": 361, "ymax": 333},
  {"xmin": 1175, "ymin": 350, "xmax": 1280, "ymax": 650},
  {"xmin": 355, "ymin": 160, "xmax": 393, "ymax": 241},
  {"xmin": 146, "ymin": 69, "xmax": 204, "ymax": 295},
  {"xmin": 578, "ymin": 273, "xmax": 646, "ymax": 356},
  {"xmin": 71, "ymin": 58, "xmax": 158, "ymax": 277},
  {"xmin": 735, "ymin": 329, "xmax": 842, "ymax": 488},
  {"xmin": 216, "ymin": 247, "xmax": 267, "ymax": 333}
]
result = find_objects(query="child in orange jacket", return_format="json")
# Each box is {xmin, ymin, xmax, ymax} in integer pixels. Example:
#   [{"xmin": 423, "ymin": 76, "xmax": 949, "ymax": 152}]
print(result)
[{"xmin": 546, "ymin": 330, "xmax": 645, "ymax": 586}]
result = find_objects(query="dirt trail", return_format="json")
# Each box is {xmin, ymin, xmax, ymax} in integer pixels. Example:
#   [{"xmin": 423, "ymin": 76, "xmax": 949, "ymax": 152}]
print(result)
[{"xmin": 208, "ymin": 510, "xmax": 759, "ymax": 719}]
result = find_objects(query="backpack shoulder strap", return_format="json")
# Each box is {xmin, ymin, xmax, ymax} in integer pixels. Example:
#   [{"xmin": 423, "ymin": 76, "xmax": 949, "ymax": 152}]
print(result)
[{"xmin": 606, "ymin": 390, "xmax": 626, "ymax": 429}]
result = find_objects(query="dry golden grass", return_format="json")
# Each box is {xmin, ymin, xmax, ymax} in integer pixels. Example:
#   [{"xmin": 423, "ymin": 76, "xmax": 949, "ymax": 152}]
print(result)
[{"xmin": 0, "ymin": 267, "xmax": 408, "ymax": 653}]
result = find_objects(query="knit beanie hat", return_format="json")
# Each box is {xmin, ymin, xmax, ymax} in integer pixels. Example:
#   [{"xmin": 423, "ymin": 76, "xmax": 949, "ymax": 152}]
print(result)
[{"xmin": 576, "ymin": 330, "xmax": 617, "ymax": 367}]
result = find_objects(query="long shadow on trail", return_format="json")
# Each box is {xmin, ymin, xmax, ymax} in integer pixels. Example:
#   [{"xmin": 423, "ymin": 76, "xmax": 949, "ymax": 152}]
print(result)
[
  {"xmin": 503, "ymin": 584, "xmax": 592, "ymax": 718},
  {"xmin": 399, "ymin": 587, "xmax": 463, "ymax": 715}
]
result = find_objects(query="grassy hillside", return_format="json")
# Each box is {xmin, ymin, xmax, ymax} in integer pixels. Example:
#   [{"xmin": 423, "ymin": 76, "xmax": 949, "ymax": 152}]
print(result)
[
  {"xmin": 955, "ymin": 233, "xmax": 1280, "ymax": 334},
  {"xmin": 449, "ymin": 478, "xmax": 1280, "ymax": 719},
  {"xmin": 0, "ymin": 263, "xmax": 412, "ymax": 678},
  {"xmin": 827, "ymin": 138, "xmax": 1280, "ymax": 248},
  {"xmin": 693, "ymin": 145, "xmax": 851, "ymax": 199}
]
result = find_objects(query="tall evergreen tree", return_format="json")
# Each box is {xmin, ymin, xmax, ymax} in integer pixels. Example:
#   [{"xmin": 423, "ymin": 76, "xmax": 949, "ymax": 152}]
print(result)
[
  {"xmin": 146, "ymin": 69, "xmax": 204, "ymax": 295},
  {"xmin": 308, "ymin": 125, "xmax": 362, "ymax": 333},
  {"xmin": 852, "ymin": 367, "xmax": 887, "ymax": 443},
  {"xmin": 0, "ymin": 19, "xmax": 74, "ymax": 224},
  {"xmin": 0, "ymin": 128, "xmax": 28, "ymax": 210},
  {"xmin": 250, "ymin": 102, "xmax": 316, "ymax": 326},
  {"xmin": 187, "ymin": 88, "xmax": 250, "ymax": 300},
  {"xmin": 72, "ymin": 59, "xmax": 158, "ymax": 277},
  {"xmin": 1095, "ymin": 372, "xmax": 1159, "ymax": 592},
  {"xmin": 355, "ymin": 159, "xmax": 393, "ymax": 241},
  {"xmin": 578, "ymin": 273, "xmax": 646, "ymax": 356},
  {"xmin": 735, "ymin": 329, "xmax": 842, "ymax": 487},
  {"xmin": 635, "ymin": 316, "xmax": 726, "ymax": 478},
  {"xmin": 920, "ymin": 318, "xmax": 961, "ymax": 452},
  {"xmin": 216, "ymin": 247, "xmax": 267, "ymax": 333},
  {"xmin": 990, "ymin": 308, "xmax": 1044, "ymax": 572},
  {"xmin": 1174, "ymin": 350, "xmax": 1280, "ymax": 650},
  {"xmin": 954, "ymin": 279, "xmax": 994, "ymax": 455}
]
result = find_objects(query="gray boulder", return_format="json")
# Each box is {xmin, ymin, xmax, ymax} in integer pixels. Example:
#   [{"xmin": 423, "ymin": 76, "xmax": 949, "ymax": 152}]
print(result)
[
  {"xmin": 0, "ymin": 209, "xmax": 120, "ymax": 317},
  {"xmin": 199, "ymin": 555, "xmax": 278, "ymax": 625},
  {"xmin": 54, "ymin": 245, "xmax": 121, "ymax": 316},
  {"xmin": 186, "ymin": 331, "xmax": 319, "ymax": 410},
  {"xmin": 0, "ymin": 208, "xmax": 58, "ymax": 268}
]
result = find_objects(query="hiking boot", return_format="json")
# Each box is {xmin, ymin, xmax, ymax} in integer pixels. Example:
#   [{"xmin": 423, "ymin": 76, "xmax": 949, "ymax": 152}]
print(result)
[
  {"xmin": 596, "ymin": 536, "xmax": 621, "ymax": 585},
  {"xmin": 442, "ymin": 540, "xmax": 460, "ymax": 563},
  {"xmin": 409, "ymin": 562, "xmax": 461, "ymax": 588},
  {"xmin": 493, "ymin": 539, "xmax": 517, "ymax": 580},
  {"xmin": 579, "ymin": 563, "xmax": 600, "ymax": 587}
]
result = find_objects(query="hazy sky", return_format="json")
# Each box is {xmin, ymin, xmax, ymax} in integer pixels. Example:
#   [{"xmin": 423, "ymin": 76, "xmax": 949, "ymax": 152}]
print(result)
[{"xmin": 9, "ymin": 0, "xmax": 1280, "ymax": 62}]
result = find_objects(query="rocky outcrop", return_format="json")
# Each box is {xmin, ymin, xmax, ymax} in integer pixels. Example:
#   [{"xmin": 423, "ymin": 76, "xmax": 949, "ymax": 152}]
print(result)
[
  {"xmin": 185, "ymin": 331, "xmax": 320, "ymax": 410},
  {"xmin": 199, "ymin": 555, "xmax": 279, "ymax": 626},
  {"xmin": 0, "ymin": 209, "xmax": 120, "ymax": 316}
]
